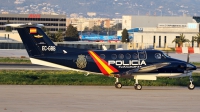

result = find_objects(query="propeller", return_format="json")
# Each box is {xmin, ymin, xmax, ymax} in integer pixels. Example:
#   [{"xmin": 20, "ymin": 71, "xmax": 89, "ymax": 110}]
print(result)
[{"xmin": 187, "ymin": 52, "xmax": 190, "ymax": 63}]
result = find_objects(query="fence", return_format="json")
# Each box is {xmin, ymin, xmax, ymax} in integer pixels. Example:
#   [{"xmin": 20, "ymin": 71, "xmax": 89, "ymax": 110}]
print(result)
[{"xmin": 0, "ymin": 42, "xmax": 118, "ymax": 50}]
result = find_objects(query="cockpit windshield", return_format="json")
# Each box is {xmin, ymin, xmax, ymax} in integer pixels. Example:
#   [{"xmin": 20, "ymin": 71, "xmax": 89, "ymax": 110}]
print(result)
[{"xmin": 162, "ymin": 52, "xmax": 170, "ymax": 58}]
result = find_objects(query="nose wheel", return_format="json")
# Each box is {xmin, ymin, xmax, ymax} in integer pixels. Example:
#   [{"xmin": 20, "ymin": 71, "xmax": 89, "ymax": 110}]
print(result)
[
  {"xmin": 134, "ymin": 84, "xmax": 142, "ymax": 90},
  {"xmin": 134, "ymin": 79, "xmax": 142, "ymax": 90},
  {"xmin": 188, "ymin": 76, "xmax": 195, "ymax": 90}
]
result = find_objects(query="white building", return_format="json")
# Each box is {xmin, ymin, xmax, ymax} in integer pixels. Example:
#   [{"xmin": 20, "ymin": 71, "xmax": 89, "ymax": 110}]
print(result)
[{"xmin": 121, "ymin": 15, "xmax": 199, "ymax": 49}]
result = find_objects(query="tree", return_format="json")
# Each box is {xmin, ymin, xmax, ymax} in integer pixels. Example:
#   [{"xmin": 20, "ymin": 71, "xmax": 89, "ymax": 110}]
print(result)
[
  {"xmin": 65, "ymin": 24, "xmax": 79, "ymax": 40},
  {"xmin": 5, "ymin": 20, "xmax": 12, "ymax": 32},
  {"xmin": 41, "ymin": 26, "xmax": 47, "ymax": 32},
  {"xmin": 44, "ymin": 28, "xmax": 54, "ymax": 41},
  {"xmin": 54, "ymin": 31, "xmax": 63, "ymax": 42},
  {"xmin": 48, "ymin": 31, "xmax": 64, "ymax": 42},
  {"xmin": 192, "ymin": 33, "xmax": 200, "ymax": 48},
  {"xmin": 172, "ymin": 33, "xmax": 190, "ymax": 47},
  {"xmin": 84, "ymin": 26, "xmax": 91, "ymax": 31},
  {"xmin": 121, "ymin": 28, "xmax": 129, "ymax": 43},
  {"xmin": 111, "ymin": 23, "xmax": 122, "ymax": 31}
]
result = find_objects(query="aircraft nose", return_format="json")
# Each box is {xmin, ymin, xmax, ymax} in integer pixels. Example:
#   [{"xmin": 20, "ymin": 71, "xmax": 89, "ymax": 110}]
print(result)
[{"xmin": 187, "ymin": 63, "xmax": 196, "ymax": 70}]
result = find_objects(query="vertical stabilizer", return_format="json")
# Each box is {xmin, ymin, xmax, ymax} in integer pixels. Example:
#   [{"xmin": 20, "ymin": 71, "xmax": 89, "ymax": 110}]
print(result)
[{"xmin": 17, "ymin": 25, "xmax": 60, "ymax": 57}]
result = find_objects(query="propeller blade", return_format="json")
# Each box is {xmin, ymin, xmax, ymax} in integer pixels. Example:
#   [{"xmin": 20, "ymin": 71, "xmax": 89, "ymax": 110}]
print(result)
[{"xmin": 187, "ymin": 53, "xmax": 190, "ymax": 63}]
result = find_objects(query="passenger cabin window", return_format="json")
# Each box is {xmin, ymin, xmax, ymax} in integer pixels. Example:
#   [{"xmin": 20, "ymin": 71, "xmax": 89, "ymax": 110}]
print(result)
[
  {"xmin": 155, "ymin": 53, "xmax": 161, "ymax": 59},
  {"xmin": 100, "ymin": 54, "xmax": 105, "ymax": 59},
  {"xmin": 111, "ymin": 54, "xmax": 117, "ymax": 59},
  {"xmin": 125, "ymin": 53, "xmax": 131, "ymax": 59},
  {"xmin": 118, "ymin": 54, "xmax": 124, "ymax": 59},
  {"xmin": 132, "ymin": 53, "xmax": 138, "ymax": 59},
  {"xmin": 138, "ymin": 51, "xmax": 147, "ymax": 60}
]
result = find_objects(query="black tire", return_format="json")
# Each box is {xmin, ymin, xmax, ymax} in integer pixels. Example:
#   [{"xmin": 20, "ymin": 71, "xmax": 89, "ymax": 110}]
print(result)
[
  {"xmin": 188, "ymin": 83, "xmax": 195, "ymax": 90},
  {"xmin": 135, "ymin": 84, "xmax": 142, "ymax": 90},
  {"xmin": 115, "ymin": 82, "xmax": 122, "ymax": 89}
]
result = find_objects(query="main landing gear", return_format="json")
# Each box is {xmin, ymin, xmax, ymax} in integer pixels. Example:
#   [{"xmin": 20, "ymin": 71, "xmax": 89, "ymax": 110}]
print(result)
[
  {"xmin": 115, "ymin": 78, "xmax": 122, "ymax": 89},
  {"xmin": 114, "ymin": 77, "xmax": 142, "ymax": 90},
  {"xmin": 188, "ymin": 76, "xmax": 195, "ymax": 90}
]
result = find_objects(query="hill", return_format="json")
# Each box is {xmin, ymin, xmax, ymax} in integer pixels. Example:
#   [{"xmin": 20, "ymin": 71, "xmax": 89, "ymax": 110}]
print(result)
[{"xmin": 1, "ymin": 0, "xmax": 200, "ymax": 18}]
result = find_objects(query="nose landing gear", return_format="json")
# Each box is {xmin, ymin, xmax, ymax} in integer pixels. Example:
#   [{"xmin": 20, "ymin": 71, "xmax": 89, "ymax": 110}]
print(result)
[
  {"xmin": 188, "ymin": 76, "xmax": 195, "ymax": 90},
  {"xmin": 134, "ymin": 79, "xmax": 142, "ymax": 90}
]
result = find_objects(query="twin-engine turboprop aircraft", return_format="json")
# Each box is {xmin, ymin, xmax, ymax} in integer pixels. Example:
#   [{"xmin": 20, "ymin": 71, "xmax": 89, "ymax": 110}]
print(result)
[{"xmin": 6, "ymin": 23, "xmax": 197, "ymax": 90}]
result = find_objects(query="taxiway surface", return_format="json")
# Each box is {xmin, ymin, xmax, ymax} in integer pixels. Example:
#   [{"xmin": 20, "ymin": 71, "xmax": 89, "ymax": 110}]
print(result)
[{"xmin": 0, "ymin": 85, "xmax": 200, "ymax": 112}]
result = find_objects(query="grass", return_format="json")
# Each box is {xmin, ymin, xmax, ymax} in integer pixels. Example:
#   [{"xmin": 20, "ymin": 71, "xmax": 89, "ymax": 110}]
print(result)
[
  {"xmin": 0, "ymin": 70, "xmax": 200, "ymax": 86},
  {"xmin": 0, "ymin": 57, "xmax": 31, "ymax": 64},
  {"xmin": 191, "ymin": 62, "xmax": 200, "ymax": 67}
]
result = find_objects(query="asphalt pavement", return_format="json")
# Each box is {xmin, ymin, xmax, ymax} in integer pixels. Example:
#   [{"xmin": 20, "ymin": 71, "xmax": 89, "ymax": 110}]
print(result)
[{"xmin": 0, "ymin": 85, "xmax": 200, "ymax": 112}]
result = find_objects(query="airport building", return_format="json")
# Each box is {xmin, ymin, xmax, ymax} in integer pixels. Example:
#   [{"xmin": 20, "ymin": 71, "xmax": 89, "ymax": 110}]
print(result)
[
  {"xmin": 120, "ymin": 16, "xmax": 200, "ymax": 49},
  {"xmin": 0, "ymin": 14, "xmax": 66, "ymax": 32},
  {"xmin": 67, "ymin": 18, "xmax": 122, "ymax": 31}
]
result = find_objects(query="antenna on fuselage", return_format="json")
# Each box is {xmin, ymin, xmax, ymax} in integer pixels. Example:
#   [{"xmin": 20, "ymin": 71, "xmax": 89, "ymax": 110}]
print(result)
[{"xmin": 102, "ymin": 45, "xmax": 107, "ymax": 50}]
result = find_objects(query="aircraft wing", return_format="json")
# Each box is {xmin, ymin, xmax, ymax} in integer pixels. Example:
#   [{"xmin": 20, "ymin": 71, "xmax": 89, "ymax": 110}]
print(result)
[{"xmin": 113, "ymin": 62, "xmax": 170, "ymax": 77}]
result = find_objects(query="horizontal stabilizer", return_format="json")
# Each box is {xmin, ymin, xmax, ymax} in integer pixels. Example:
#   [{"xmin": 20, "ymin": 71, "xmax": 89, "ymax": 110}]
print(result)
[{"xmin": 4, "ymin": 23, "xmax": 44, "ymax": 28}]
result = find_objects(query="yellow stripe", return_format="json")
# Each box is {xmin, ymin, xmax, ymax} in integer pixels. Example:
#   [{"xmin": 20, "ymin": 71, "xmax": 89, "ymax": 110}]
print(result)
[{"xmin": 89, "ymin": 51, "xmax": 113, "ymax": 74}]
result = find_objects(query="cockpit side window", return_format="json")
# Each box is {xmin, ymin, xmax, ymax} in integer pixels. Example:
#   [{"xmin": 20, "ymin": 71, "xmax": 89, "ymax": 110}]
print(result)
[
  {"xmin": 138, "ymin": 51, "xmax": 147, "ymax": 60},
  {"xmin": 162, "ymin": 52, "xmax": 170, "ymax": 58},
  {"xmin": 155, "ymin": 53, "xmax": 161, "ymax": 59}
]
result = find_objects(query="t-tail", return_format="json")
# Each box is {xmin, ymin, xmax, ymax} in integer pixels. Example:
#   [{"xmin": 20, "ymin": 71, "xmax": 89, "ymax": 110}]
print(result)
[
  {"xmin": 6, "ymin": 24, "xmax": 63, "ymax": 57},
  {"xmin": 5, "ymin": 23, "xmax": 88, "ymax": 58}
]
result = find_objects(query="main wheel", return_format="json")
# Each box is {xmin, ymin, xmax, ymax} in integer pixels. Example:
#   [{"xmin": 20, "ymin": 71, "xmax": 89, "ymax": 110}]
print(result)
[
  {"xmin": 115, "ymin": 82, "xmax": 122, "ymax": 89},
  {"xmin": 188, "ymin": 83, "xmax": 195, "ymax": 90},
  {"xmin": 135, "ymin": 84, "xmax": 142, "ymax": 90}
]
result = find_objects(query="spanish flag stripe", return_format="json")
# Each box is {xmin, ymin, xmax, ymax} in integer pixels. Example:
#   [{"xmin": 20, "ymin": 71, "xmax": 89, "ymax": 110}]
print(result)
[
  {"xmin": 93, "ymin": 58, "xmax": 109, "ymax": 75},
  {"xmin": 88, "ymin": 51, "xmax": 109, "ymax": 75},
  {"xmin": 30, "ymin": 28, "xmax": 37, "ymax": 34},
  {"xmin": 89, "ymin": 51, "xmax": 118, "ymax": 73},
  {"xmin": 89, "ymin": 51, "xmax": 118, "ymax": 75},
  {"xmin": 101, "ymin": 59, "xmax": 119, "ymax": 72}
]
